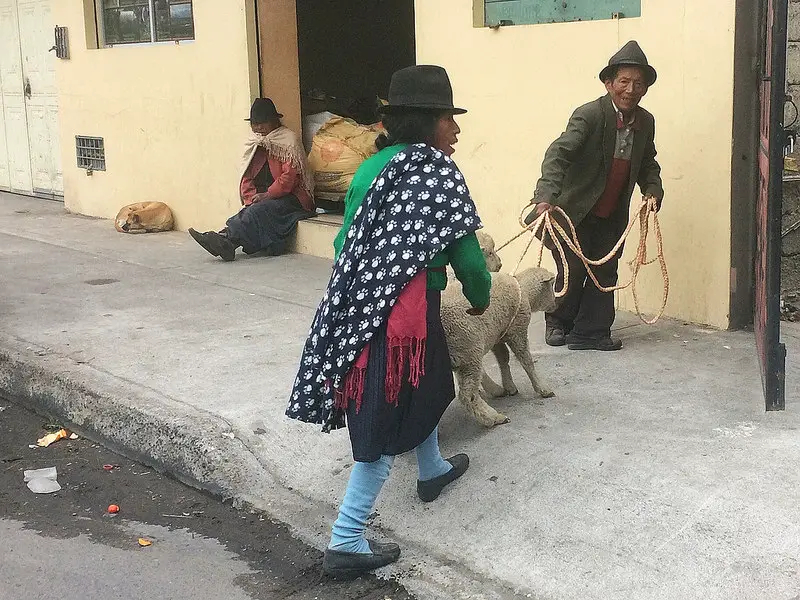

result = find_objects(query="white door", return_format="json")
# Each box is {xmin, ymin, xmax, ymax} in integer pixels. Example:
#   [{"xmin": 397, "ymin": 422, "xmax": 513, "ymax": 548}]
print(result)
[
  {"xmin": 0, "ymin": 0, "xmax": 61, "ymax": 197},
  {"xmin": 0, "ymin": 0, "xmax": 32, "ymax": 193}
]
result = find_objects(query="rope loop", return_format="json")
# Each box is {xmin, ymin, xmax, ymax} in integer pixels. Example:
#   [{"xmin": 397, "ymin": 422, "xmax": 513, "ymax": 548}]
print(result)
[{"xmin": 496, "ymin": 198, "xmax": 668, "ymax": 325}]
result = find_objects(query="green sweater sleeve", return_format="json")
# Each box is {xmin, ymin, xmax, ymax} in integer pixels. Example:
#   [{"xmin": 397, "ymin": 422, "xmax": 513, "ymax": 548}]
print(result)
[
  {"xmin": 333, "ymin": 184, "xmax": 361, "ymax": 260},
  {"xmin": 446, "ymin": 233, "xmax": 492, "ymax": 309}
]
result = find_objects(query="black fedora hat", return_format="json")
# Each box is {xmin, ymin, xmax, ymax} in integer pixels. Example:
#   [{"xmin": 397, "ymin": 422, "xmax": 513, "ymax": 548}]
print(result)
[
  {"xmin": 599, "ymin": 41, "xmax": 657, "ymax": 87},
  {"xmin": 380, "ymin": 65, "xmax": 467, "ymax": 115},
  {"xmin": 245, "ymin": 98, "xmax": 283, "ymax": 123}
]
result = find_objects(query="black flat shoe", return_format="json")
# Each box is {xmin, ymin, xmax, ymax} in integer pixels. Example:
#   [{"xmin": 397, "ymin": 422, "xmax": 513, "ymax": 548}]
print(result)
[
  {"xmin": 417, "ymin": 454, "xmax": 469, "ymax": 502},
  {"xmin": 545, "ymin": 326, "xmax": 566, "ymax": 347},
  {"xmin": 188, "ymin": 228, "xmax": 236, "ymax": 261},
  {"xmin": 566, "ymin": 336, "xmax": 623, "ymax": 351},
  {"xmin": 322, "ymin": 539, "xmax": 401, "ymax": 580}
]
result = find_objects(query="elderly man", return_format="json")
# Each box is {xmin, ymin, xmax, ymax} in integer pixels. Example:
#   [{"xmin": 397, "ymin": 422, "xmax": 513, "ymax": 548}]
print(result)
[
  {"xmin": 189, "ymin": 98, "xmax": 314, "ymax": 261},
  {"xmin": 526, "ymin": 41, "xmax": 664, "ymax": 351}
]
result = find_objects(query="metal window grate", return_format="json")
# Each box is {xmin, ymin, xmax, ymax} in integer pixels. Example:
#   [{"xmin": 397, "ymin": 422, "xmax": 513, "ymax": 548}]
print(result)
[
  {"xmin": 76, "ymin": 136, "xmax": 106, "ymax": 171},
  {"xmin": 54, "ymin": 26, "xmax": 69, "ymax": 59}
]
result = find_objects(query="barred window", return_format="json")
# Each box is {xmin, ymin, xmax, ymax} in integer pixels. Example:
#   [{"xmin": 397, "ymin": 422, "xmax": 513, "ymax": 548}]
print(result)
[{"xmin": 101, "ymin": 0, "xmax": 194, "ymax": 46}]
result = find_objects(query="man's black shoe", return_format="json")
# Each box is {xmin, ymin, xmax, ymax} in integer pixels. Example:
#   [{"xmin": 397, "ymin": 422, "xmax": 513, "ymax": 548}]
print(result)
[
  {"xmin": 566, "ymin": 335, "xmax": 623, "ymax": 351},
  {"xmin": 545, "ymin": 326, "xmax": 566, "ymax": 347},
  {"xmin": 417, "ymin": 454, "xmax": 469, "ymax": 502},
  {"xmin": 322, "ymin": 539, "xmax": 401, "ymax": 580}
]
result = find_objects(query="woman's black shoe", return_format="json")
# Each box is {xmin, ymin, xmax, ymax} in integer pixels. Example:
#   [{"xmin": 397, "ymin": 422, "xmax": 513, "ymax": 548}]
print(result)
[
  {"xmin": 188, "ymin": 228, "xmax": 236, "ymax": 261},
  {"xmin": 417, "ymin": 454, "xmax": 469, "ymax": 502},
  {"xmin": 322, "ymin": 539, "xmax": 401, "ymax": 580}
]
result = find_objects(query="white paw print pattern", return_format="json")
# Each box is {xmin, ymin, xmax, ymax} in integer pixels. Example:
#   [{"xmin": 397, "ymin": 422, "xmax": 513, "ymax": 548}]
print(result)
[{"xmin": 288, "ymin": 143, "xmax": 483, "ymax": 431}]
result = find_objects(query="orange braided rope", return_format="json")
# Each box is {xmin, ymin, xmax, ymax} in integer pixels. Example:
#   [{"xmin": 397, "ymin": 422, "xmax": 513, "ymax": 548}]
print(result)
[{"xmin": 495, "ymin": 198, "xmax": 669, "ymax": 325}]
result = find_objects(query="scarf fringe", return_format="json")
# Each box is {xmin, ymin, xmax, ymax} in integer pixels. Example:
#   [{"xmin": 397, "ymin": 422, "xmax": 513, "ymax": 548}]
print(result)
[
  {"xmin": 334, "ymin": 334, "xmax": 426, "ymax": 414},
  {"xmin": 385, "ymin": 336, "xmax": 426, "ymax": 406},
  {"xmin": 240, "ymin": 128, "xmax": 315, "ymax": 198}
]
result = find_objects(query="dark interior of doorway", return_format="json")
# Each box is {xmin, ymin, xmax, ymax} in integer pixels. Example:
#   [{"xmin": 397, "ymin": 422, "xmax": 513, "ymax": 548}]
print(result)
[{"xmin": 295, "ymin": 0, "xmax": 415, "ymax": 125}]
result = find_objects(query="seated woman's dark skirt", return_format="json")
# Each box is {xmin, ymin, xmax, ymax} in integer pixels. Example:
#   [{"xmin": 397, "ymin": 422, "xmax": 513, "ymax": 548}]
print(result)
[
  {"xmin": 346, "ymin": 290, "xmax": 455, "ymax": 463},
  {"xmin": 225, "ymin": 195, "xmax": 313, "ymax": 256}
]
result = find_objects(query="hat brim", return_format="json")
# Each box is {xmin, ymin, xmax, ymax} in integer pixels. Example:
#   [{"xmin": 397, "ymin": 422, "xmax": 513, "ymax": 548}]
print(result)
[
  {"xmin": 244, "ymin": 113, "xmax": 284, "ymax": 122},
  {"xmin": 599, "ymin": 64, "xmax": 657, "ymax": 87},
  {"xmin": 379, "ymin": 104, "xmax": 467, "ymax": 116}
]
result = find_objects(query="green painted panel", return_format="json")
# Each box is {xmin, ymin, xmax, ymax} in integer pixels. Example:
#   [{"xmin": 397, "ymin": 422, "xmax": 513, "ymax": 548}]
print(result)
[{"xmin": 484, "ymin": 0, "xmax": 641, "ymax": 26}]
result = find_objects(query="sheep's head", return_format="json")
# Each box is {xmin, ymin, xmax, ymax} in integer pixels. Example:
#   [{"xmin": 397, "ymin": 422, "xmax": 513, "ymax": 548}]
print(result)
[
  {"xmin": 515, "ymin": 267, "xmax": 556, "ymax": 313},
  {"xmin": 476, "ymin": 231, "xmax": 502, "ymax": 272}
]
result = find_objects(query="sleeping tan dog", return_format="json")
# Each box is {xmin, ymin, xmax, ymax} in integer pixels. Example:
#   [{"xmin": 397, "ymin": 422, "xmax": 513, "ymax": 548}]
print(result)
[{"xmin": 115, "ymin": 202, "xmax": 174, "ymax": 234}]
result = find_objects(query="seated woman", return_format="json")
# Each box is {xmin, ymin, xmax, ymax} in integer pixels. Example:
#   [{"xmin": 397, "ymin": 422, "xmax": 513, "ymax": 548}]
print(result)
[{"xmin": 189, "ymin": 98, "xmax": 314, "ymax": 261}]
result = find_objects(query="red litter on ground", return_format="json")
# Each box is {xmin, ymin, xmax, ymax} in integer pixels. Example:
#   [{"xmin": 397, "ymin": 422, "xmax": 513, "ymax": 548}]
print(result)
[
  {"xmin": 107, "ymin": 504, "xmax": 120, "ymax": 514},
  {"xmin": 103, "ymin": 464, "xmax": 114, "ymax": 471}
]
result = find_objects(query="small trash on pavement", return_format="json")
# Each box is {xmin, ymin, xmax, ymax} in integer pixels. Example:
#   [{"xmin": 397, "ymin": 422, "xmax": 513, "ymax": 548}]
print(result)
[
  {"xmin": 37, "ymin": 428, "xmax": 73, "ymax": 447},
  {"xmin": 103, "ymin": 464, "xmax": 115, "ymax": 471},
  {"xmin": 108, "ymin": 504, "xmax": 120, "ymax": 514},
  {"xmin": 24, "ymin": 466, "xmax": 61, "ymax": 494},
  {"xmin": 138, "ymin": 538, "xmax": 152, "ymax": 547}
]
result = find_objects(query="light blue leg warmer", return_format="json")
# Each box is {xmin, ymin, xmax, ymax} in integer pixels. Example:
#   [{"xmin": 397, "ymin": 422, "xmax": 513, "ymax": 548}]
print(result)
[
  {"xmin": 415, "ymin": 426, "xmax": 452, "ymax": 482},
  {"xmin": 329, "ymin": 454, "xmax": 395, "ymax": 554}
]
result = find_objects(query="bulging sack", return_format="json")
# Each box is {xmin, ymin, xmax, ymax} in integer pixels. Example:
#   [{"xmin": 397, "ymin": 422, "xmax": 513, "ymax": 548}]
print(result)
[{"xmin": 308, "ymin": 117, "xmax": 383, "ymax": 196}]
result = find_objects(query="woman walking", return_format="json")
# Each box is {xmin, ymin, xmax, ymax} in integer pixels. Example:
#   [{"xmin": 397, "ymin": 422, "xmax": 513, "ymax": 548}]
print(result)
[{"xmin": 287, "ymin": 65, "xmax": 492, "ymax": 579}]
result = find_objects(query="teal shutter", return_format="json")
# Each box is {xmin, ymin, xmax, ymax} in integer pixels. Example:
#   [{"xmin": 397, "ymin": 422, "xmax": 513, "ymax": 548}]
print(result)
[{"xmin": 484, "ymin": 0, "xmax": 641, "ymax": 26}]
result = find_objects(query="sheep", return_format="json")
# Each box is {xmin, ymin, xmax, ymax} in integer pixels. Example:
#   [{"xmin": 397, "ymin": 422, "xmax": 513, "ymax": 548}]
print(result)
[
  {"xmin": 441, "ymin": 266, "xmax": 557, "ymax": 427},
  {"xmin": 476, "ymin": 231, "xmax": 503, "ymax": 272}
]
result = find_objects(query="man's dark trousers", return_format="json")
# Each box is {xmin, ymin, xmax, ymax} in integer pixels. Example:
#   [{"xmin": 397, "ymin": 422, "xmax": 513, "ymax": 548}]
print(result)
[{"xmin": 545, "ymin": 213, "xmax": 625, "ymax": 340}]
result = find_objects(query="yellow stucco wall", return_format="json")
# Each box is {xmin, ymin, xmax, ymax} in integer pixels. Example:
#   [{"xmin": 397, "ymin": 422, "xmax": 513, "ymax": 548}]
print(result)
[
  {"xmin": 415, "ymin": 0, "xmax": 736, "ymax": 328},
  {"xmin": 53, "ymin": 2, "xmax": 259, "ymax": 232}
]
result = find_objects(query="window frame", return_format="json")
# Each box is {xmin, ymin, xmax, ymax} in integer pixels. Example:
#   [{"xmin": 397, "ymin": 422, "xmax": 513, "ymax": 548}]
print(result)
[{"xmin": 96, "ymin": 0, "xmax": 195, "ymax": 48}]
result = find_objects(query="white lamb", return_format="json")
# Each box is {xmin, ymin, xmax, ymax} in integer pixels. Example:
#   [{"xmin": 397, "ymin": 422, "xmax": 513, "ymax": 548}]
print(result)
[{"xmin": 442, "ymin": 234, "xmax": 556, "ymax": 427}]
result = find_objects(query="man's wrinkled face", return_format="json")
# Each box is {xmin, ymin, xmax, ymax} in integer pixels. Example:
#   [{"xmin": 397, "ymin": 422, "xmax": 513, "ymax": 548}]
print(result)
[{"xmin": 605, "ymin": 66, "xmax": 648, "ymax": 115}]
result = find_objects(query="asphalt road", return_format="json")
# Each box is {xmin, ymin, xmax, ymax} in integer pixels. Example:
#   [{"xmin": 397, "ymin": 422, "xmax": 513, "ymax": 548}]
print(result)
[{"xmin": 0, "ymin": 401, "xmax": 412, "ymax": 600}]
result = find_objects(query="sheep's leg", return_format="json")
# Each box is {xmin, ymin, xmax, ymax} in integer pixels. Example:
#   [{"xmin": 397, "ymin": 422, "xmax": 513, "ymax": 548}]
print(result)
[
  {"xmin": 506, "ymin": 335, "xmax": 555, "ymax": 399},
  {"xmin": 455, "ymin": 365, "xmax": 510, "ymax": 427},
  {"xmin": 491, "ymin": 343, "xmax": 519, "ymax": 396},
  {"xmin": 481, "ymin": 368, "xmax": 507, "ymax": 398}
]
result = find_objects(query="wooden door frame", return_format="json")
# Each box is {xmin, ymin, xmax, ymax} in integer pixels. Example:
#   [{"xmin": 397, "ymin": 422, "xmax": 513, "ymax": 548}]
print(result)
[{"xmin": 253, "ymin": 0, "xmax": 302, "ymax": 135}]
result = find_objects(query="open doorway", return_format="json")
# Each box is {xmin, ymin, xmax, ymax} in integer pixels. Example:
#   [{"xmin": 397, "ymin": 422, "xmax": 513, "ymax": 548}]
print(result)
[{"xmin": 295, "ymin": 1, "xmax": 416, "ymax": 126}]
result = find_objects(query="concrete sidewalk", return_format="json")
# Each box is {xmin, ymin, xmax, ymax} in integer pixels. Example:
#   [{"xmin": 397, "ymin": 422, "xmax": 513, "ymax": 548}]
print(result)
[{"xmin": 2, "ymin": 192, "xmax": 799, "ymax": 600}]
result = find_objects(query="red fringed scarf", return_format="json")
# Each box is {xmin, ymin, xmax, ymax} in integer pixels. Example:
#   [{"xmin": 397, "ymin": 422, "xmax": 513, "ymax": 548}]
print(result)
[{"xmin": 335, "ymin": 272, "xmax": 428, "ymax": 413}]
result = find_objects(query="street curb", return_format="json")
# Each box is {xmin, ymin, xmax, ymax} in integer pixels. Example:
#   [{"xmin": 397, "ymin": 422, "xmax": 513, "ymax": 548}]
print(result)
[{"xmin": 0, "ymin": 333, "xmax": 525, "ymax": 600}]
